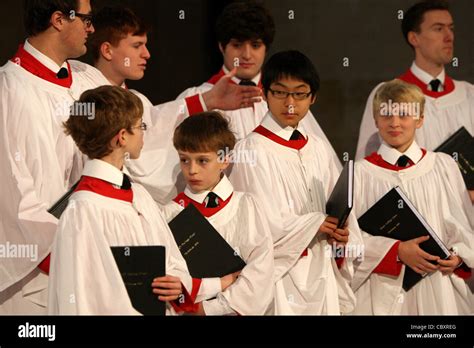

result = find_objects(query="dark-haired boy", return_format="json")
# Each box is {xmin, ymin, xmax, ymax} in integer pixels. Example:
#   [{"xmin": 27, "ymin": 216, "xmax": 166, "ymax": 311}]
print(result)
[
  {"xmin": 177, "ymin": 1, "xmax": 341, "ymax": 168},
  {"xmin": 160, "ymin": 111, "xmax": 274, "ymax": 315},
  {"xmin": 230, "ymin": 50, "xmax": 363, "ymax": 315}
]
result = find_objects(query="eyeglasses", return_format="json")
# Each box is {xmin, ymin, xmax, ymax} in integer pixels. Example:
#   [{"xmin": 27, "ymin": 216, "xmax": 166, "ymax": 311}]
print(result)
[
  {"xmin": 268, "ymin": 88, "xmax": 312, "ymax": 100},
  {"xmin": 131, "ymin": 122, "xmax": 147, "ymax": 131},
  {"xmin": 64, "ymin": 11, "xmax": 94, "ymax": 28}
]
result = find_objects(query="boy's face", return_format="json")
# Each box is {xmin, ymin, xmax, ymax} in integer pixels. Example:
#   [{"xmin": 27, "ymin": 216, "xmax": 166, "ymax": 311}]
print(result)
[
  {"xmin": 219, "ymin": 39, "xmax": 266, "ymax": 80},
  {"xmin": 410, "ymin": 10, "xmax": 454, "ymax": 66},
  {"xmin": 375, "ymin": 110, "xmax": 424, "ymax": 152},
  {"xmin": 125, "ymin": 118, "xmax": 145, "ymax": 159},
  {"xmin": 178, "ymin": 150, "xmax": 229, "ymax": 193},
  {"xmin": 108, "ymin": 33, "xmax": 151, "ymax": 82},
  {"xmin": 264, "ymin": 77, "xmax": 316, "ymax": 128}
]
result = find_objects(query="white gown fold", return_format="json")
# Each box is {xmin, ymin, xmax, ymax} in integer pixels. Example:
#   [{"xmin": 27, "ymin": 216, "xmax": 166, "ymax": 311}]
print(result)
[
  {"xmin": 0, "ymin": 60, "xmax": 99, "ymax": 312},
  {"xmin": 351, "ymin": 151, "xmax": 474, "ymax": 314}
]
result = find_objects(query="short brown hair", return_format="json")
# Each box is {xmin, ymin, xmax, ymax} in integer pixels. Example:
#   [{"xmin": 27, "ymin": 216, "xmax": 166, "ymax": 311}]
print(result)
[
  {"xmin": 64, "ymin": 85, "xmax": 143, "ymax": 159},
  {"xmin": 88, "ymin": 6, "xmax": 150, "ymax": 62},
  {"xmin": 173, "ymin": 112, "xmax": 236, "ymax": 153}
]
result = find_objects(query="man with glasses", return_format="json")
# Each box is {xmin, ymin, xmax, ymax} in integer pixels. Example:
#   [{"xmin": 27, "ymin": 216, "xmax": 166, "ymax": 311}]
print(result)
[{"xmin": 0, "ymin": 0, "xmax": 100, "ymax": 314}]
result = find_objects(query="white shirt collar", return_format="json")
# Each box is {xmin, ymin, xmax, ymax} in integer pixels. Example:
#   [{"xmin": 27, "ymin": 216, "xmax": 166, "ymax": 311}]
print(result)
[
  {"xmin": 377, "ymin": 140, "xmax": 423, "ymax": 166},
  {"xmin": 222, "ymin": 65, "xmax": 261, "ymax": 86},
  {"xmin": 410, "ymin": 61, "xmax": 445, "ymax": 91},
  {"xmin": 82, "ymin": 159, "xmax": 125, "ymax": 187},
  {"xmin": 24, "ymin": 39, "xmax": 68, "ymax": 74},
  {"xmin": 260, "ymin": 111, "xmax": 308, "ymax": 141},
  {"xmin": 184, "ymin": 174, "xmax": 233, "ymax": 204}
]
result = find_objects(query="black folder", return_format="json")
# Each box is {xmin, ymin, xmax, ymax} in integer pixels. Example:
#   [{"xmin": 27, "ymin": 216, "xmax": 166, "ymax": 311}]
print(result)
[
  {"xmin": 435, "ymin": 126, "xmax": 474, "ymax": 189},
  {"xmin": 326, "ymin": 160, "xmax": 354, "ymax": 228},
  {"xmin": 357, "ymin": 186, "xmax": 450, "ymax": 291},
  {"xmin": 168, "ymin": 203, "xmax": 246, "ymax": 278},
  {"xmin": 47, "ymin": 181, "xmax": 80, "ymax": 219},
  {"xmin": 111, "ymin": 246, "xmax": 166, "ymax": 316}
]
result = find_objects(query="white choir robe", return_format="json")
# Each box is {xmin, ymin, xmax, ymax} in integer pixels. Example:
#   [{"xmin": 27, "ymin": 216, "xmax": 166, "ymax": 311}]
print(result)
[
  {"xmin": 229, "ymin": 112, "xmax": 363, "ymax": 315},
  {"xmin": 177, "ymin": 66, "xmax": 342, "ymax": 169},
  {"xmin": 48, "ymin": 159, "xmax": 221, "ymax": 315},
  {"xmin": 71, "ymin": 61, "xmax": 207, "ymax": 204},
  {"xmin": 161, "ymin": 175, "xmax": 275, "ymax": 315},
  {"xmin": 350, "ymin": 145, "xmax": 474, "ymax": 315},
  {"xmin": 0, "ymin": 44, "xmax": 103, "ymax": 314},
  {"xmin": 355, "ymin": 64, "xmax": 474, "ymax": 160}
]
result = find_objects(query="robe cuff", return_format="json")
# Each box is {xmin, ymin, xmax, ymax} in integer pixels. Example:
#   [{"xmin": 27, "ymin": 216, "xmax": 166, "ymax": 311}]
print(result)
[
  {"xmin": 372, "ymin": 241, "xmax": 402, "ymax": 276},
  {"xmin": 171, "ymin": 278, "xmax": 202, "ymax": 313},
  {"xmin": 202, "ymin": 294, "xmax": 236, "ymax": 316},
  {"xmin": 454, "ymin": 263, "xmax": 472, "ymax": 280},
  {"xmin": 38, "ymin": 254, "xmax": 51, "ymax": 275},
  {"xmin": 195, "ymin": 277, "xmax": 221, "ymax": 302},
  {"xmin": 185, "ymin": 94, "xmax": 207, "ymax": 116}
]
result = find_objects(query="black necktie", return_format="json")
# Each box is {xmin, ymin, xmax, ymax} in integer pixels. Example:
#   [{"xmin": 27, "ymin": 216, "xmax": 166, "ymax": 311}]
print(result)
[
  {"xmin": 290, "ymin": 129, "xmax": 303, "ymax": 141},
  {"xmin": 205, "ymin": 192, "xmax": 219, "ymax": 208},
  {"xmin": 239, "ymin": 79, "xmax": 256, "ymax": 86},
  {"xmin": 121, "ymin": 174, "xmax": 132, "ymax": 190},
  {"xmin": 429, "ymin": 79, "xmax": 441, "ymax": 92},
  {"xmin": 396, "ymin": 155, "xmax": 410, "ymax": 167},
  {"xmin": 57, "ymin": 67, "xmax": 69, "ymax": 79}
]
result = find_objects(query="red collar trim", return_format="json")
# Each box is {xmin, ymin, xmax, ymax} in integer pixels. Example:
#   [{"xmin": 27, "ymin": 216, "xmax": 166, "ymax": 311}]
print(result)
[
  {"xmin": 74, "ymin": 176, "xmax": 133, "ymax": 203},
  {"xmin": 364, "ymin": 148, "xmax": 427, "ymax": 171},
  {"xmin": 207, "ymin": 68, "xmax": 263, "ymax": 88},
  {"xmin": 398, "ymin": 69, "xmax": 454, "ymax": 98},
  {"xmin": 253, "ymin": 125, "xmax": 308, "ymax": 150},
  {"xmin": 173, "ymin": 192, "xmax": 233, "ymax": 218},
  {"xmin": 10, "ymin": 44, "xmax": 73, "ymax": 88}
]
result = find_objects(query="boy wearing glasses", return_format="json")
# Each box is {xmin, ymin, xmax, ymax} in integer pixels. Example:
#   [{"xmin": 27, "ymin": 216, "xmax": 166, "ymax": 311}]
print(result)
[
  {"xmin": 49, "ymin": 86, "xmax": 233, "ymax": 314},
  {"xmin": 177, "ymin": 1, "xmax": 341, "ymax": 168},
  {"xmin": 230, "ymin": 50, "xmax": 363, "ymax": 315},
  {"xmin": 0, "ymin": 0, "xmax": 101, "ymax": 314}
]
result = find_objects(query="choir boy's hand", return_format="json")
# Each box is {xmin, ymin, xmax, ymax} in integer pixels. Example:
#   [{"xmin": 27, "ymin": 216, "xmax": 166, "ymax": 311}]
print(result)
[
  {"xmin": 328, "ymin": 226, "xmax": 350, "ymax": 246},
  {"xmin": 437, "ymin": 254, "xmax": 463, "ymax": 275},
  {"xmin": 398, "ymin": 235, "xmax": 440, "ymax": 275},
  {"xmin": 151, "ymin": 275, "xmax": 183, "ymax": 301},
  {"xmin": 318, "ymin": 216, "xmax": 338, "ymax": 237}
]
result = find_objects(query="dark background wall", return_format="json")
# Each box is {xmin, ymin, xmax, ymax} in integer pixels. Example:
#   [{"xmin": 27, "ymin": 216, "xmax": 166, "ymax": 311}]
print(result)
[{"xmin": 1, "ymin": 0, "xmax": 473, "ymax": 159}]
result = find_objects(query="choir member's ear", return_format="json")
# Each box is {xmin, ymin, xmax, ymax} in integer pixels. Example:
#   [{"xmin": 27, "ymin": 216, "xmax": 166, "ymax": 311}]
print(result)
[
  {"xmin": 218, "ymin": 42, "xmax": 225, "ymax": 55},
  {"xmin": 310, "ymin": 94, "xmax": 317, "ymax": 104},
  {"xmin": 100, "ymin": 42, "xmax": 114, "ymax": 61},
  {"xmin": 50, "ymin": 11, "xmax": 65, "ymax": 31},
  {"xmin": 407, "ymin": 31, "xmax": 418, "ymax": 49},
  {"xmin": 220, "ymin": 155, "xmax": 231, "ymax": 171},
  {"xmin": 415, "ymin": 113, "xmax": 424, "ymax": 129},
  {"xmin": 111, "ymin": 129, "xmax": 127, "ymax": 148}
]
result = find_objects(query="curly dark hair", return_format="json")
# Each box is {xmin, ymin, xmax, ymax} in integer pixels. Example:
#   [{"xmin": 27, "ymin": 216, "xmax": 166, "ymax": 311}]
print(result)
[{"xmin": 215, "ymin": 0, "xmax": 275, "ymax": 49}]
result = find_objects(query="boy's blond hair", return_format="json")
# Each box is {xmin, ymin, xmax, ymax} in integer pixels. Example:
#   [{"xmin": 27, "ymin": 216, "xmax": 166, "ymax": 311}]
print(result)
[{"xmin": 373, "ymin": 79, "xmax": 425, "ymax": 118}]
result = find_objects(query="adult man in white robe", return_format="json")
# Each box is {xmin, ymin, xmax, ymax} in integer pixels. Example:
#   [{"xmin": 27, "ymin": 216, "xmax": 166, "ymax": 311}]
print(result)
[
  {"xmin": 230, "ymin": 51, "xmax": 363, "ymax": 315},
  {"xmin": 176, "ymin": 1, "xmax": 341, "ymax": 169},
  {"xmin": 351, "ymin": 80, "xmax": 474, "ymax": 314},
  {"xmin": 0, "ymin": 0, "xmax": 98, "ymax": 314},
  {"xmin": 74, "ymin": 6, "xmax": 263, "ymax": 203},
  {"xmin": 355, "ymin": 0, "xmax": 474, "ymax": 202}
]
